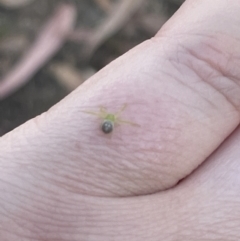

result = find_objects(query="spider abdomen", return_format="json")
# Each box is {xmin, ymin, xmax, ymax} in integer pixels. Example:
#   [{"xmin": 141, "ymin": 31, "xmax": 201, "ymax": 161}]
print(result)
[{"xmin": 102, "ymin": 120, "xmax": 114, "ymax": 134}]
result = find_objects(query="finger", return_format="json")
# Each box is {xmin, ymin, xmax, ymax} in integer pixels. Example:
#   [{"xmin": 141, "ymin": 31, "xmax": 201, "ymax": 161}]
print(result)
[
  {"xmin": 0, "ymin": 178, "xmax": 198, "ymax": 240},
  {"xmin": 170, "ymin": 126, "xmax": 240, "ymax": 240},
  {"xmin": 1, "ymin": 0, "xmax": 240, "ymax": 199},
  {"xmin": 181, "ymin": 125, "xmax": 240, "ymax": 190},
  {"xmin": 1, "ymin": 134, "xmax": 239, "ymax": 240},
  {"xmin": 158, "ymin": 0, "xmax": 240, "ymax": 110}
]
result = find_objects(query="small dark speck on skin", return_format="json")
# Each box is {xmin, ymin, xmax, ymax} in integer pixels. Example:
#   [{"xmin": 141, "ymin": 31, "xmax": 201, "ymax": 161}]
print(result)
[{"xmin": 102, "ymin": 120, "xmax": 113, "ymax": 134}]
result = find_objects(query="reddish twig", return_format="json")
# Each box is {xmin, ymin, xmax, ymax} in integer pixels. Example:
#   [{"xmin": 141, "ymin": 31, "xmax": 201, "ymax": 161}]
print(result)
[
  {"xmin": 82, "ymin": 0, "xmax": 145, "ymax": 59},
  {"xmin": 0, "ymin": 3, "xmax": 76, "ymax": 100}
]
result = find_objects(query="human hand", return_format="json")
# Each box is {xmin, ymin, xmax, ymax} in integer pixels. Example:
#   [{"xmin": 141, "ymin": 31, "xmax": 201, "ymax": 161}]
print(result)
[{"xmin": 1, "ymin": 0, "xmax": 240, "ymax": 240}]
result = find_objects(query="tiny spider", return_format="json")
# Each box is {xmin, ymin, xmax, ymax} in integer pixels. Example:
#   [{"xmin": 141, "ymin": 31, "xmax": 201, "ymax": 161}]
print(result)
[{"xmin": 82, "ymin": 104, "xmax": 139, "ymax": 134}]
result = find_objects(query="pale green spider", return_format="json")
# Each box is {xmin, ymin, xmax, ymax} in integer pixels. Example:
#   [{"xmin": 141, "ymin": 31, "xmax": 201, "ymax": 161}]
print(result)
[{"xmin": 82, "ymin": 104, "xmax": 139, "ymax": 134}]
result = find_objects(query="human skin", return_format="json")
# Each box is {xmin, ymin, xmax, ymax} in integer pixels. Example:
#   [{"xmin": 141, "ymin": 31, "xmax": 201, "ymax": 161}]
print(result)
[{"xmin": 1, "ymin": 0, "xmax": 240, "ymax": 240}]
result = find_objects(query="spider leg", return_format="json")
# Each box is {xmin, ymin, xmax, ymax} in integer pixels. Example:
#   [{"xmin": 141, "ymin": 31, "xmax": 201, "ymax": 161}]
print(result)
[
  {"xmin": 99, "ymin": 106, "xmax": 107, "ymax": 115},
  {"xmin": 81, "ymin": 110, "xmax": 105, "ymax": 118},
  {"xmin": 115, "ymin": 103, "xmax": 128, "ymax": 117},
  {"xmin": 116, "ymin": 118, "xmax": 140, "ymax": 127}
]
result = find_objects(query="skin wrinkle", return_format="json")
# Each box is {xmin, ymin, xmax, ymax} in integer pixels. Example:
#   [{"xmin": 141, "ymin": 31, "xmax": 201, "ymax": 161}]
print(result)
[
  {"xmin": 91, "ymin": 176, "xmax": 132, "ymax": 196},
  {"xmin": 166, "ymin": 44, "xmax": 227, "ymax": 110},
  {"xmin": 38, "ymin": 163, "xmax": 121, "ymax": 196},
  {"xmin": 65, "ymin": 175, "xmax": 118, "ymax": 196},
  {"xmin": 22, "ymin": 197, "xmax": 145, "ymax": 240},
  {"xmin": 198, "ymin": 35, "xmax": 240, "ymax": 81},
  {"xmin": 0, "ymin": 174, "xmax": 50, "ymax": 203},
  {"xmin": 102, "ymin": 170, "xmax": 148, "ymax": 195},
  {"xmin": 0, "ymin": 190, "xmax": 72, "ymax": 224},
  {"xmin": 14, "ymin": 214, "xmax": 52, "ymax": 235},
  {"xmin": 187, "ymin": 211, "xmax": 239, "ymax": 240},
  {"xmin": 4, "ymin": 196, "xmax": 108, "ymax": 239},
  {"xmin": 24, "ymin": 164, "xmax": 99, "ymax": 196},
  {"xmin": 0, "ymin": 162, "xmax": 106, "ymax": 203},
  {"xmin": 146, "ymin": 43, "xmax": 231, "ymax": 121},
  {"xmin": 85, "ymin": 169, "xmax": 139, "ymax": 195},
  {"xmin": 119, "ymin": 151, "xmax": 167, "ymax": 180},
  {"xmin": 2, "ymin": 232, "xmax": 35, "ymax": 241},
  {"xmin": 0, "ymin": 184, "xmax": 42, "ymax": 210},
  {"xmin": 191, "ymin": 69, "xmax": 240, "ymax": 116},
  {"xmin": 184, "ymin": 47, "xmax": 240, "ymax": 110},
  {"xmin": 1, "ymin": 217, "xmax": 34, "ymax": 240},
  {"xmin": 3, "ymin": 128, "xmax": 139, "ymax": 196},
  {"xmin": 82, "ymin": 212, "xmax": 169, "ymax": 239},
  {"xmin": 120, "ymin": 145, "xmax": 180, "ymax": 177},
  {"xmin": 21, "ymin": 102, "xmax": 206, "ymax": 197},
  {"xmin": 30, "ymin": 193, "xmax": 176, "ymax": 240},
  {"xmin": 166, "ymin": 45, "xmax": 240, "ymax": 132},
  {"xmin": 179, "ymin": 34, "xmax": 240, "ymax": 110},
  {"xmin": 159, "ymin": 70, "xmax": 223, "ymax": 134},
  {"xmin": 42, "ymin": 173, "xmax": 111, "ymax": 196},
  {"xmin": 61, "ymin": 127, "xmax": 177, "ymax": 197},
  {"xmin": 162, "ymin": 86, "xmax": 216, "ymax": 117},
  {"xmin": 158, "ymin": 16, "xmax": 240, "ymax": 106}
]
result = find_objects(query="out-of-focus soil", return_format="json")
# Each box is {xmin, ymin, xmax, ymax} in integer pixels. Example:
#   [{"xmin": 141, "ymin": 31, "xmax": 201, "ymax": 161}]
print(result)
[{"xmin": 0, "ymin": 0, "xmax": 183, "ymax": 136}]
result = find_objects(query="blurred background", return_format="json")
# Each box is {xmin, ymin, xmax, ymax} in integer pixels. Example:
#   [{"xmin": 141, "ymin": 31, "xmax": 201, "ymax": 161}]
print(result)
[{"xmin": 0, "ymin": 0, "xmax": 184, "ymax": 136}]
